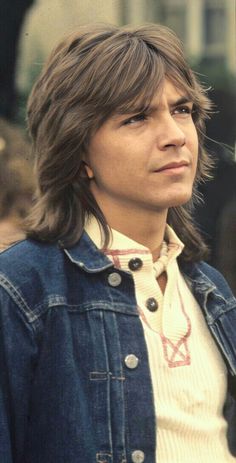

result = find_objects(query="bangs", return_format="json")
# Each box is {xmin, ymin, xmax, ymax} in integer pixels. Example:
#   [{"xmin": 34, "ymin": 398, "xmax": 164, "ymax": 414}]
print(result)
[
  {"xmin": 84, "ymin": 36, "xmax": 201, "ymax": 123},
  {"xmin": 84, "ymin": 37, "xmax": 166, "ymax": 121}
]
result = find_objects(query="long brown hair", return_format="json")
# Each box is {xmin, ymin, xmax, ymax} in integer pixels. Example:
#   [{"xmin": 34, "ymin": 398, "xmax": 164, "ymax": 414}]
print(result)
[{"xmin": 26, "ymin": 23, "xmax": 213, "ymax": 262}]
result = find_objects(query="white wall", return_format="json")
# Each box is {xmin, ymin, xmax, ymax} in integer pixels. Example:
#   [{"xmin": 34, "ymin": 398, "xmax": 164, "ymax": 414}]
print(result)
[{"xmin": 17, "ymin": 0, "xmax": 121, "ymax": 92}]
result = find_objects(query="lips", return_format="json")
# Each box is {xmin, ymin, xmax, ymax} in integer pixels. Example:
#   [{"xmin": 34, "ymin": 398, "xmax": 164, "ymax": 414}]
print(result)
[{"xmin": 155, "ymin": 161, "xmax": 189, "ymax": 172}]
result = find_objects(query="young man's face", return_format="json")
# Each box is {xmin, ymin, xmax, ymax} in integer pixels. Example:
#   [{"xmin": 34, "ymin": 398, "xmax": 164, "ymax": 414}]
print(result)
[{"xmin": 85, "ymin": 80, "xmax": 198, "ymax": 223}]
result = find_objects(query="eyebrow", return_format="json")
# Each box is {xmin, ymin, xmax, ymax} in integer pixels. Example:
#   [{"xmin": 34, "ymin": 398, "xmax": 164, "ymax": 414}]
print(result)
[
  {"xmin": 112, "ymin": 96, "xmax": 193, "ymax": 120},
  {"xmin": 170, "ymin": 96, "xmax": 193, "ymax": 107},
  {"xmin": 148, "ymin": 96, "xmax": 193, "ymax": 113}
]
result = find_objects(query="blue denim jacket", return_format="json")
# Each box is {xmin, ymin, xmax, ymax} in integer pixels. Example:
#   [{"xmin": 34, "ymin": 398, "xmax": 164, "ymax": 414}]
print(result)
[{"xmin": 0, "ymin": 232, "xmax": 236, "ymax": 463}]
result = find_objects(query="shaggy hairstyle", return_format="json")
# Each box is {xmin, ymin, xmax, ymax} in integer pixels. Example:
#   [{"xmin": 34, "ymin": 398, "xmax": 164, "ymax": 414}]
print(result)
[{"xmin": 26, "ymin": 23, "xmax": 213, "ymax": 262}]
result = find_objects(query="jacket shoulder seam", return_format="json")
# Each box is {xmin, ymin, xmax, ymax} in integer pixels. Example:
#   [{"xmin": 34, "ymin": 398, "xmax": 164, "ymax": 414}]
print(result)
[{"xmin": 0, "ymin": 273, "xmax": 35, "ymax": 323}]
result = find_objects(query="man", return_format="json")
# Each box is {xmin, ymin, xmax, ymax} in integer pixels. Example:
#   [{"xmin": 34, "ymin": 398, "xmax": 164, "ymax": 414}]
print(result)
[{"xmin": 0, "ymin": 23, "xmax": 235, "ymax": 463}]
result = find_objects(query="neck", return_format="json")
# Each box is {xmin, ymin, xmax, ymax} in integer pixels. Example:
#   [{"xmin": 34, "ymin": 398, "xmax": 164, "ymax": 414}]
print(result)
[{"xmin": 102, "ymin": 204, "xmax": 168, "ymax": 260}]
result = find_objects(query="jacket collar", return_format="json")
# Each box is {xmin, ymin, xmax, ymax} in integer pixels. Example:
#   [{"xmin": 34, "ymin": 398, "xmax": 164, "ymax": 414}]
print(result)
[
  {"xmin": 63, "ymin": 231, "xmax": 229, "ymax": 300},
  {"xmin": 63, "ymin": 232, "xmax": 217, "ymax": 293},
  {"xmin": 181, "ymin": 261, "xmax": 217, "ymax": 292},
  {"xmin": 63, "ymin": 231, "xmax": 114, "ymax": 273}
]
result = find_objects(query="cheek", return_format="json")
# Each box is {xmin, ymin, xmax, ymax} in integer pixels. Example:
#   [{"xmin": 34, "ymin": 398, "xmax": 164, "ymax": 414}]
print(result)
[
  {"xmin": 86, "ymin": 142, "xmax": 109, "ymax": 178},
  {"xmin": 187, "ymin": 128, "xmax": 198, "ymax": 168},
  {"xmin": 87, "ymin": 148, "xmax": 122, "ymax": 184}
]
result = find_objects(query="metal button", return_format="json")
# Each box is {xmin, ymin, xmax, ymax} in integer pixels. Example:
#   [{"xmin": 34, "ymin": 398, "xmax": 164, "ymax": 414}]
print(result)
[
  {"xmin": 128, "ymin": 257, "xmax": 143, "ymax": 271},
  {"xmin": 108, "ymin": 272, "xmax": 122, "ymax": 287},
  {"xmin": 124, "ymin": 354, "xmax": 139, "ymax": 369},
  {"xmin": 131, "ymin": 450, "xmax": 145, "ymax": 463},
  {"xmin": 146, "ymin": 297, "xmax": 158, "ymax": 312}
]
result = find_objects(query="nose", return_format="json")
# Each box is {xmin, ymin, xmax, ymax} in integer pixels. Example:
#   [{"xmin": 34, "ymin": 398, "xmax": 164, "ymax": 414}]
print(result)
[{"xmin": 157, "ymin": 115, "xmax": 186, "ymax": 150}]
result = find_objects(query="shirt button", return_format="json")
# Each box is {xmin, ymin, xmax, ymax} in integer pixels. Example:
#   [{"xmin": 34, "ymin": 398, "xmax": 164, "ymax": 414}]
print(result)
[
  {"xmin": 107, "ymin": 272, "xmax": 122, "ymax": 287},
  {"xmin": 128, "ymin": 257, "xmax": 143, "ymax": 271},
  {"xmin": 146, "ymin": 297, "xmax": 158, "ymax": 312},
  {"xmin": 131, "ymin": 450, "xmax": 145, "ymax": 463},
  {"xmin": 124, "ymin": 354, "xmax": 139, "ymax": 369}
]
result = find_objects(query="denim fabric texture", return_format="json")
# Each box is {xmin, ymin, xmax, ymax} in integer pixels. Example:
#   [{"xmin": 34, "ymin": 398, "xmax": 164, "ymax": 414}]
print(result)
[{"xmin": 0, "ymin": 232, "xmax": 235, "ymax": 463}]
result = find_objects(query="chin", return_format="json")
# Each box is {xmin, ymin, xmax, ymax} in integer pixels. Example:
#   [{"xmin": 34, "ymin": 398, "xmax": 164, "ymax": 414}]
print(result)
[{"xmin": 164, "ymin": 189, "xmax": 193, "ymax": 208}]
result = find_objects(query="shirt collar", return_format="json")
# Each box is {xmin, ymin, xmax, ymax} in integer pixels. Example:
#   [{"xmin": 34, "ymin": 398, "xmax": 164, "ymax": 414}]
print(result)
[{"xmin": 84, "ymin": 215, "xmax": 184, "ymax": 264}]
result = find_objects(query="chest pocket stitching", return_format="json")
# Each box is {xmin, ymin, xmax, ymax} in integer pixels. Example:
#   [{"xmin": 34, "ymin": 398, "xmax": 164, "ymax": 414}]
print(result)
[{"xmin": 89, "ymin": 371, "xmax": 125, "ymax": 381}]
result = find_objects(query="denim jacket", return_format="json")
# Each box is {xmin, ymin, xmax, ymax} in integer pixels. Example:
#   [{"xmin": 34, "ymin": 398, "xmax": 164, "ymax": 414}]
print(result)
[{"xmin": 0, "ymin": 232, "xmax": 235, "ymax": 463}]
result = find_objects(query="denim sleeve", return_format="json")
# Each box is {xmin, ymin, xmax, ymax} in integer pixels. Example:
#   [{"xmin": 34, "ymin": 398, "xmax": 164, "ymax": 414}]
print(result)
[{"xmin": 0, "ymin": 285, "xmax": 38, "ymax": 463}]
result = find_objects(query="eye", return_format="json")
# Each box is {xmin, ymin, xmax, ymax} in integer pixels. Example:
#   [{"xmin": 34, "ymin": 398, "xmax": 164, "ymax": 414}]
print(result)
[
  {"xmin": 173, "ymin": 105, "xmax": 194, "ymax": 117},
  {"xmin": 122, "ymin": 113, "xmax": 148, "ymax": 125}
]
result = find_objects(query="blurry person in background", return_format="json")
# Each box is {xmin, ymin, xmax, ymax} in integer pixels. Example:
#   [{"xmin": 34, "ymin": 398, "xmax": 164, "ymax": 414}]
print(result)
[
  {"xmin": 194, "ymin": 145, "xmax": 236, "ymax": 295},
  {"xmin": 0, "ymin": 118, "xmax": 34, "ymax": 251},
  {"xmin": 0, "ymin": 24, "xmax": 236, "ymax": 463}
]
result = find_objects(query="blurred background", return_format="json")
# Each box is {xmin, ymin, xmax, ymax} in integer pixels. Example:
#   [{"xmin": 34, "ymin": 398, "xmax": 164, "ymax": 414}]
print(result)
[{"xmin": 0, "ymin": 0, "xmax": 235, "ymax": 291}]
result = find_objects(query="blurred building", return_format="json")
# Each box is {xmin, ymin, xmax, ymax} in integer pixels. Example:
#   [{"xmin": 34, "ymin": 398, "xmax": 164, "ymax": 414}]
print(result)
[
  {"xmin": 122, "ymin": 0, "xmax": 235, "ymax": 73},
  {"xmin": 17, "ymin": 0, "xmax": 235, "ymax": 95}
]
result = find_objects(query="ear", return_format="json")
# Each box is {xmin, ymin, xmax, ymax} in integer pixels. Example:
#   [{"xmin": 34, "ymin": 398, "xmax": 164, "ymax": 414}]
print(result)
[{"xmin": 83, "ymin": 162, "xmax": 94, "ymax": 179}]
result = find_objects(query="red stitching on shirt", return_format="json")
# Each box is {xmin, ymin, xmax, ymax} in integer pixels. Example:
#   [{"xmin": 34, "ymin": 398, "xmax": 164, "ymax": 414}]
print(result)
[
  {"xmin": 139, "ymin": 281, "xmax": 192, "ymax": 368},
  {"xmin": 104, "ymin": 249, "xmax": 150, "ymax": 256},
  {"xmin": 110, "ymin": 254, "xmax": 121, "ymax": 268},
  {"xmin": 160, "ymin": 330, "xmax": 191, "ymax": 368},
  {"xmin": 161, "ymin": 284, "xmax": 192, "ymax": 368},
  {"xmin": 105, "ymin": 249, "xmax": 150, "ymax": 270}
]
